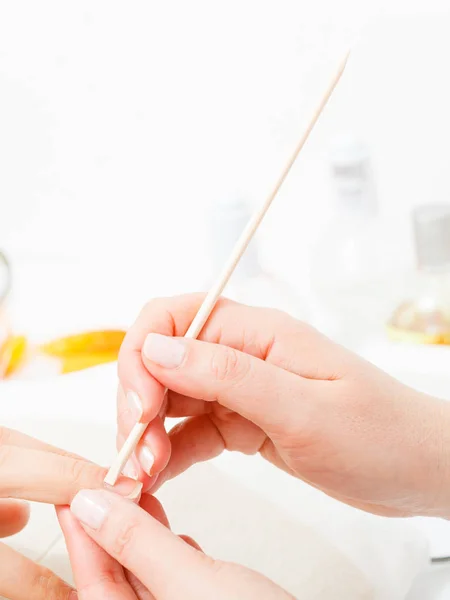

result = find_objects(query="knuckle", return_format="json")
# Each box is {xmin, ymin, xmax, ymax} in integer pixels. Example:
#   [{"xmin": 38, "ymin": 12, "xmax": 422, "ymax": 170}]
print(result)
[
  {"xmin": 34, "ymin": 568, "xmax": 70, "ymax": 600},
  {"xmin": 65, "ymin": 458, "xmax": 105, "ymax": 493},
  {"xmin": 77, "ymin": 568, "xmax": 127, "ymax": 596},
  {"xmin": 207, "ymin": 557, "xmax": 233, "ymax": 578},
  {"xmin": 210, "ymin": 346, "xmax": 245, "ymax": 383},
  {"xmin": 111, "ymin": 517, "xmax": 141, "ymax": 561},
  {"xmin": 138, "ymin": 297, "xmax": 170, "ymax": 324},
  {"xmin": 67, "ymin": 458, "xmax": 88, "ymax": 487}
]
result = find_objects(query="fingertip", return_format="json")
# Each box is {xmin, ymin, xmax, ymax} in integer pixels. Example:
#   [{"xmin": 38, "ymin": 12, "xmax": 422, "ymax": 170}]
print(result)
[
  {"xmin": 0, "ymin": 500, "xmax": 31, "ymax": 537},
  {"xmin": 129, "ymin": 417, "xmax": 171, "ymax": 479}
]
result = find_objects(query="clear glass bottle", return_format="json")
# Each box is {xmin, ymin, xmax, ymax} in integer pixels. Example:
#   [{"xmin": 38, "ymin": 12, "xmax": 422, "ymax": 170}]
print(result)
[
  {"xmin": 207, "ymin": 199, "xmax": 306, "ymax": 319},
  {"xmin": 387, "ymin": 204, "xmax": 450, "ymax": 345},
  {"xmin": 310, "ymin": 135, "xmax": 398, "ymax": 350}
]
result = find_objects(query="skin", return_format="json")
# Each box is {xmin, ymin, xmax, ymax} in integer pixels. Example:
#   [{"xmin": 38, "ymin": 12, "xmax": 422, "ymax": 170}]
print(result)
[{"xmin": 0, "ymin": 426, "xmax": 138, "ymax": 599}]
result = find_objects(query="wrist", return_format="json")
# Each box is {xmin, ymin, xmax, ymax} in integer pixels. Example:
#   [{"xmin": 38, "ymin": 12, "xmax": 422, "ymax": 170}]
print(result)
[{"xmin": 418, "ymin": 394, "xmax": 450, "ymax": 519}]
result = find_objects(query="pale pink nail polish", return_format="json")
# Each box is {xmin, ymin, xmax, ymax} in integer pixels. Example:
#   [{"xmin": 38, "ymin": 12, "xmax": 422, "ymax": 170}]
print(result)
[
  {"xmin": 143, "ymin": 333, "xmax": 186, "ymax": 368},
  {"xmin": 123, "ymin": 459, "xmax": 138, "ymax": 480},
  {"xmin": 127, "ymin": 391, "xmax": 143, "ymax": 421},
  {"xmin": 139, "ymin": 446, "xmax": 155, "ymax": 475},
  {"xmin": 71, "ymin": 490, "xmax": 110, "ymax": 530}
]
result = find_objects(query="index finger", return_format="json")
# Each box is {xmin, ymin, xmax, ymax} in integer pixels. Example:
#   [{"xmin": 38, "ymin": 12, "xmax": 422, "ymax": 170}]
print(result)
[
  {"xmin": 117, "ymin": 294, "xmax": 206, "ymax": 423},
  {"xmin": 0, "ymin": 444, "xmax": 141, "ymax": 505}
]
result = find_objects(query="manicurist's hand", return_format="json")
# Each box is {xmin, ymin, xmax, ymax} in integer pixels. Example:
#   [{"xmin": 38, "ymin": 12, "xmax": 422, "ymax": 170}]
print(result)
[
  {"xmin": 60, "ymin": 489, "xmax": 294, "ymax": 600},
  {"xmin": 0, "ymin": 426, "xmax": 140, "ymax": 599},
  {"xmin": 117, "ymin": 293, "xmax": 450, "ymax": 519}
]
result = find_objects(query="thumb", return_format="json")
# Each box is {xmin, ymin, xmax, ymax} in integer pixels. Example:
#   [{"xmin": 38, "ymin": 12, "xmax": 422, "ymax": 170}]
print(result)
[
  {"xmin": 71, "ymin": 489, "xmax": 293, "ymax": 600},
  {"xmin": 141, "ymin": 333, "xmax": 316, "ymax": 435}
]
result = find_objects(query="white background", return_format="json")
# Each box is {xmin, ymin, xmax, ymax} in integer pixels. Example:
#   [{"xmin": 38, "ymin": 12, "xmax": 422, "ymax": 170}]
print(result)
[
  {"xmin": 2, "ymin": 3, "xmax": 450, "ymax": 596},
  {"xmin": 1, "ymin": 0, "xmax": 450, "ymax": 336}
]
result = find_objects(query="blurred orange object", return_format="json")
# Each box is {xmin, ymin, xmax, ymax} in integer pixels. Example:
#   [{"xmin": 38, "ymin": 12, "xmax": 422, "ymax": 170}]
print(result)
[
  {"xmin": 0, "ymin": 330, "xmax": 126, "ymax": 379},
  {"xmin": 40, "ymin": 330, "xmax": 126, "ymax": 357},
  {"xmin": 0, "ymin": 335, "xmax": 28, "ymax": 377},
  {"xmin": 59, "ymin": 351, "xmax": 120, "ymax": 374}
]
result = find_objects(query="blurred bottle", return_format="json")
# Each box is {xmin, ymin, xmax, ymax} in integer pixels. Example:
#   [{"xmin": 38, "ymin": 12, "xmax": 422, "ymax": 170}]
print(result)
[
  {"xmin": 207, "ymin": 199, "xmax": 306, "ymax": 319},
  {"xmin": 387, "ymin": 204, "xmax": 450, "ymax": 344},
  {"xmin": 310, "ymin": 135, "xmax": 399, "ymax": 350}
]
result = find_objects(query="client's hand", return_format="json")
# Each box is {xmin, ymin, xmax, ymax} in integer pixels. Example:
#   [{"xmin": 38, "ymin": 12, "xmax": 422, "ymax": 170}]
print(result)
[
  {"xmin": 60, "ymin": 490, "xmax": 294, "ymax": 600},
  {"xmin": 117, "ymin": 293, "xmax": 450, "ymax": 519},
  {"xmin": 0, "ymin": 426, "xmax": 140, "ymax": 599},
  {"xmin": 0, "ymin": 498, "xmax": 76, "ymax": 600}
]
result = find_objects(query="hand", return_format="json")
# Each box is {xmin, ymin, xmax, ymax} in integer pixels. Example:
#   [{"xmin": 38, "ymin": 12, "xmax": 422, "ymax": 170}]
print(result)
[
  {"xmin": 60, "ymin": 489, "xmax": 294, "ymax": 600},
  {"xmin": 117, "ymin": 293, "xmax": 450, "ymax": 519},
  {"xmin": 0, "ymin": 498, "xmax": 75, "ymax": 600},
  {"xmin": 0, "ymin": 426, "xmax": 140, "ymax": 599}
]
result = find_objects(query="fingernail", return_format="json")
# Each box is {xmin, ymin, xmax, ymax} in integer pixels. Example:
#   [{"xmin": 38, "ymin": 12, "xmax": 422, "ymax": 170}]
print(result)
[
  {"xmin": 127, "ymin": 391, "xmax": 143, "ymax": 421},
  {"xmin": 105, "ymin": 477, "xmax": 143, "ymax": 501},
  {"xmin": 143, "ymin": 333, "xmax": 186, "ymax": 368},
  {"xmin": 71, "ymin": 490, "xmax": 110, "ymax": 530},
  {"xmin": 139, "ymin": 445, "xmax": 155, "ymax": 475},
  {"xmin": 123, "ymin": 459, "xmax": 138, "ymax": 480}
]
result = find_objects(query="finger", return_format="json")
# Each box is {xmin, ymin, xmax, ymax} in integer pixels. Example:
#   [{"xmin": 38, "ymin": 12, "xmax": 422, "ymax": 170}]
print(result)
[
  {"xmin": 64, "ymin": 491, "xmax": 169, "ymax": 600},
  {"xmin": 71, "ymin": 489, "xmax": 208, "ymax": 598},
  {"xmin": 117, "ymin": 295, "xmax": 203, "ymax": 425},
  {"xmin": 128, "ymin": 495, "xmax": 203, "ymax": 599},
  {"xmin": 116, "ymin": 434, "xmax": 159, "ymax": 494},
  {"xmin": 139, "ymin": 494, "xmax": 170, "ymax": 528},
  {"xmin": 179, "ymin": 535, "xmax": 203, "ymax": 551},
  {"xmin": 0, "ymin": 426, "xmax": 81, "ymax": 458},
  {"xmin": 71, "ymin": 489, "xmax": 292, "ymax": 600},
  {"xmin": 0, "ymin": 499, "xmax": 30, "ymax": 537},
  {"xmin": 153, "ymin": 415, "xmax": 265, "ymax": 490},
  {"xmin": 141, "ymin": 333, "xmax": 318, "ymax": 436},
  {"xmin": 139, "ymin": 495, "xmax": 202, "ymax": 552},
  {"xmin": 58, "ymin": 507, "xmax": 139, "ymax": 600},
  {"xmin": 0, "ymin": 541, "xmax": 75, "ymax": 600},
  {"xmin": 117, "ymin": 293, "xmax": 274, "ymax": 426},
  {"xmin": 118, "ymin": 293, "xmax": 342, "ymax": 456},
  {"xmin": 123, "ymin": 294, "xmax": 351, "ymax": 393},
  {"xmin": 166, "ymin": 391, "xmax": 209, "ymax": 417},
  {"xmin": 127, "ymin": 495, "xmax": 169, "ymax": 600},
  {"xmin": 139, "ymin": 494, "xmax": 203, "ymax": 550},
  {"xmin": 0, "ymin": 445, "xmax": 141, "ymax": 504},
  {"xmin": 117, "ymin": 388, "xmax": 171, "ymax": 476}
]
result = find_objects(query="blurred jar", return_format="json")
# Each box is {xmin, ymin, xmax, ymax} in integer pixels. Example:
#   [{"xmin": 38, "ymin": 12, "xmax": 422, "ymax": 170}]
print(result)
[
  {"xmin": 310, "ymin": 135, "xmax": 401, "ymax": 350},
  {"xmin": 207, "ymin": 198, "xmax": 307, "ymax": 319},
  {"xmin": 0, "ymin": 250, "xmax": 12, "ymax": 375},
  {"xmin": 388, "ymin": 204, "xmax": 450, "ymax": 344}
]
